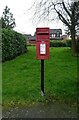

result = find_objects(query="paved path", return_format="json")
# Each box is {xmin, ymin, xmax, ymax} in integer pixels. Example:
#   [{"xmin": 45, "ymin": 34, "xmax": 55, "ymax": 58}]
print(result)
[
  {"xmin": 0, "ymin": 105, "xmax": 2, "ymax": 120},
  {"xmin": 2, "ymin": 102, "xmax": 77, "ymax": 118}
]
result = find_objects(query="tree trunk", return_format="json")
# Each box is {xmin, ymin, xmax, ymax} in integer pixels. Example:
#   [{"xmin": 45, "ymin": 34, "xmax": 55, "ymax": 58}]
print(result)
[
  {"xmin": 71, "ymin": 30, "xmax": 77, "ymax": 56},
  {"xmin": 70, "ymin": 2, "xmax": 78, "ymax": 56}
]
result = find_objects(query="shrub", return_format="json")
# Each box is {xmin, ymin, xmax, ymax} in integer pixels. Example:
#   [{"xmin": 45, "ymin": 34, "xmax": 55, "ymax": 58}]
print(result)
[
  {"xmin": 66, "ymin": 39, "xmax": 72, "ymax": 47},
  {"xmin": 50, "ymin": 39, "xmax": 72, "ymax": 47},
  {"xmin": 2, "ymin": 29, "xmax": 27, "ymax": 62},
  {"xmin": 50, "ymin": 40, "xmax": 67, "ymax": 47}
]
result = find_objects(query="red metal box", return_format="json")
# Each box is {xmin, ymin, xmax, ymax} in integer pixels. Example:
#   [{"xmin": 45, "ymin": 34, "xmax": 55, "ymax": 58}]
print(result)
[{"xmin": 36, "ymin": 28, "xmax": 50, "ymax": 60}]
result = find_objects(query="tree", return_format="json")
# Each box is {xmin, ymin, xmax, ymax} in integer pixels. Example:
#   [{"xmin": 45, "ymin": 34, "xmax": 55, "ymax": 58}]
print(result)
[
  {"xmin": 1, "ymin": 5, "xmax": 16, "ymax": 29},
  {"xmin": 32, "ymin": 0, "xmax": 79, "ymax": 56},
  {"xmin": 65, "ymin": 2, "xmax": 79, "ymax": 36}
]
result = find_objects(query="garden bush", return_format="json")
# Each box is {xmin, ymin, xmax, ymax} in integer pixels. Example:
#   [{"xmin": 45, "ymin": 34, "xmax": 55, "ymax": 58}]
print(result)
[
  {"xmin": 50, "ymin": 39, "xmax": 72, "ymax": 47},
  {"xmin": 65, "ymin": 39, "xmax": 72, "ymax": 47},
  {"xmin": 50, "ymin": 40, "xmax": 67, "ymax": 47},
  {"xmin": 2, "ymin": 28, "xmax": 27, "ymax": 62}
]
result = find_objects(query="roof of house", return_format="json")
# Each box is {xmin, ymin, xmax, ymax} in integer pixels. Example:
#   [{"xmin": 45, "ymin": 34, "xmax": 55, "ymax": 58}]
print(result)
[
  {"xmin": 50, "ymin": 29, "xmax": 62, "ymax": 34},
  {"xmin": 29, "ymin": 36, "xmax": 36, "ymax": 40},
  {"xmin": 25, "ymin": 34, "xmax": 36, "ymax": 40},
  {"xmin": 25, "ymin": 34, "xmax": 32, "ymax": 38}
]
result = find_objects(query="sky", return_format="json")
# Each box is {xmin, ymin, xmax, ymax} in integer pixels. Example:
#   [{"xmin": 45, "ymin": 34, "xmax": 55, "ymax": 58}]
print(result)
[{"xmin": 0, "ymin": 0, "xmax": 66, "ymax": 35}]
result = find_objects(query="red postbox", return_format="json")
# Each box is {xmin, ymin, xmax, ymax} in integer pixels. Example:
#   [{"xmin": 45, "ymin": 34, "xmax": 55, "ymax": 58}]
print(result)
[{"xmin": 36, "ymin": 27, "xmax": 50, "ymax": 60}]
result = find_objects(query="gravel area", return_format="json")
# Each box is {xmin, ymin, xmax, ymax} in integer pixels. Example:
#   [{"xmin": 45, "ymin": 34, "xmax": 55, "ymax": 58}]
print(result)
[
  {"xmin": 2, "ymin": 102, "xmax": 78, "ymax": 119},
  {"xmin": 0, "ymin": 105, "xmax": 2, "ymax": 120}
]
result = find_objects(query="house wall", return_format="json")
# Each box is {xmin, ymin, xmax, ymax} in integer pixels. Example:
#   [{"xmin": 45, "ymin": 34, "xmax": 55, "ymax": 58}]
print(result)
[{"xmin": 29, "ymin": 40, "xmax": 36, "ymax": 45}]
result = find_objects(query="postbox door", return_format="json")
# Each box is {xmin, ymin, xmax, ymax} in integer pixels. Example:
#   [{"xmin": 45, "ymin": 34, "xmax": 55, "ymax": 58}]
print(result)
[
  {"xmin": 36, "ymin": 41, "xmax": 49, "ymax": 60},
  {"xmin": 40, "ymin": 43, "xmax": 46, "ymax": 54}
]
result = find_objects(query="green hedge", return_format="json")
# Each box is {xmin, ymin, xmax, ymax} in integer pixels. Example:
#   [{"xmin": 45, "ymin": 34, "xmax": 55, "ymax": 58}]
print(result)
[
  {"xmin": 50, "ymin": 40, "xmax": 71, "ymax": 47},
  {"xmin": 2, "ymin": 29, "xmax": 27, "ymax": 62}
]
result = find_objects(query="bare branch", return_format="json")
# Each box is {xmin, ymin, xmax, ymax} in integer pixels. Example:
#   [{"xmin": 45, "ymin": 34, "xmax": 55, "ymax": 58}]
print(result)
[
  {"xmin": 62, "ymin": 2, "xmax": 72, "ymax": 18},
  {"xmin": 52, "ymin": 2, "xmax": 71, "ymax": 28}
]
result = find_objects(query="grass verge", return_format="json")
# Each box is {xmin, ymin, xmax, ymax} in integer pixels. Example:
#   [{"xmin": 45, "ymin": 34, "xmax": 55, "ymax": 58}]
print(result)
[{"xmin": 2, "ymin": 46, "xmax": 77, "ymax": 108}]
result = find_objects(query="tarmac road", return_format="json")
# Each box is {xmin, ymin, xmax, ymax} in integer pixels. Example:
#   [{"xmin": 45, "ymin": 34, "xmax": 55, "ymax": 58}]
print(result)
[{"xmin": 2, "ymin": 102, "xmax": 78, "ymax": 119}]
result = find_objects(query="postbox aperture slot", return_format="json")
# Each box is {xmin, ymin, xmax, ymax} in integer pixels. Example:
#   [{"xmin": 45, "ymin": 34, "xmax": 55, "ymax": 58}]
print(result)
[{"xmin": 37, "ymin": 32, "xmax": 49, "ymax": 35}]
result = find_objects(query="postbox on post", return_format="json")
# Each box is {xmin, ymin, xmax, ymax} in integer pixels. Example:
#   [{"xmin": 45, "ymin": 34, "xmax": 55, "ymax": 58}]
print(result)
[
  {"xmin": 36, "ymin": 28, "xmax": 50, "ymax": 60},
  {"xmin": 36, "ymin": 28, "xmax": 50, "ymax": 96}
]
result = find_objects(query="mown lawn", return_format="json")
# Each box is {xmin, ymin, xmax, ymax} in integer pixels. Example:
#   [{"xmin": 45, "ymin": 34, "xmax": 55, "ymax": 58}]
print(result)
[{"xmin": 2, "ymin": 46, "xmax": 77, "ymax": 108}]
